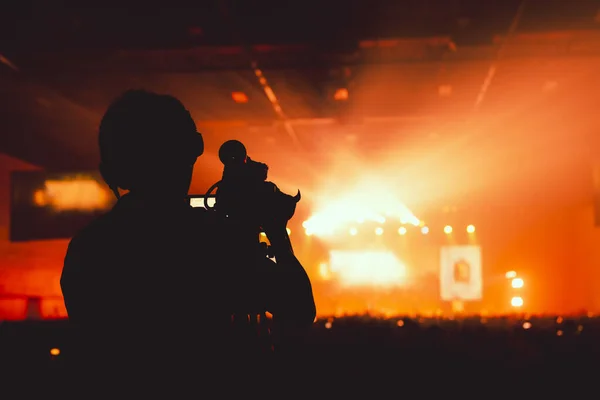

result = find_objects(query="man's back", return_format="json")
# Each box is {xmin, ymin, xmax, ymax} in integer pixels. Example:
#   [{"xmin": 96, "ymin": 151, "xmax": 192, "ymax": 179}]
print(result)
[{"xmin": 61, "ymin": 194, "xmax": 263, "ymax": 388}]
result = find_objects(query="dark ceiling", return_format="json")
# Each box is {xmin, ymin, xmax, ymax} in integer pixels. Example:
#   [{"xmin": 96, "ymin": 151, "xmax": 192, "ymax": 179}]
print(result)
[{"xmin": 1, "ymin": 0, "xmax": 600, "ymax": 214}]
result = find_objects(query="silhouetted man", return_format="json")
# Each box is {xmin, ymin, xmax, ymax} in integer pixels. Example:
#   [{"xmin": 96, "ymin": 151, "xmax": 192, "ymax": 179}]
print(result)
[{"xmin": 60, "ymin": 90, "xmax": 316, "ymax": 395}]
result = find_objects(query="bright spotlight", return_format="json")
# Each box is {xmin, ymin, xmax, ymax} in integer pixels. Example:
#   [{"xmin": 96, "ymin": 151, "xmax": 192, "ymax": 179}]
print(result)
[
  {"xmin": 349, "ymin": 227, "xmax": 358, "ymax": 236},
  {"xmin": 511, "ymin": 277, "xmax": 524, "ymax": 289},
  {"xmin": 467, "ymin": 224, "xmax": 476, "ymax": 233},
  {"xmin": 398, "ymin": 226, "xmax": 407, "ymax": 235},
  {"xmin": 375, "ymin": 227, "xmax": 384, "ymax": 236},
  {"xmin": 444, "ymin": 225, "xmax": 453, "ymax": 234},
  {"xmin": 511, "ymin": 296, "xmax": 523, "ymax": 307},
  {"xmin": 505, "ymin": 270, "xmax": 517, "ymax": 279},
  {"xmin": 421, "ymin": 226, "xmax": 429, "ymax": 235}
]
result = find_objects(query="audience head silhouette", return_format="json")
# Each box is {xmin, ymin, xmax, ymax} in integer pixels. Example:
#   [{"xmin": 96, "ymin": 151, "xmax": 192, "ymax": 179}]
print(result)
[{"xmin": 98, "ymin": 90, "xmax": 204, "ymax": 200}]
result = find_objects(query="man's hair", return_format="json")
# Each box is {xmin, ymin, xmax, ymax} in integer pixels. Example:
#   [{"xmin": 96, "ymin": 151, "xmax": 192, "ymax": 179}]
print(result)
[{"xmin": 98, "ymin": 90, "xmax": 203, "ymax": 190}]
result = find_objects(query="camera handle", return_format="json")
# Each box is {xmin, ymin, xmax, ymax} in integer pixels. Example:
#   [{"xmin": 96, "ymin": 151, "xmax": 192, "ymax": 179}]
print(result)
[{"xmin": 203, "ymin": 180, "xmax": 221, "ymax": 210}]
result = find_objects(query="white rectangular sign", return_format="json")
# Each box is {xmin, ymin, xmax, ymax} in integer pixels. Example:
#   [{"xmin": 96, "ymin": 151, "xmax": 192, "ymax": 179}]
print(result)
[{"xmin": 440, "ymin": 245, "xmax": 482, "ymax": 301}]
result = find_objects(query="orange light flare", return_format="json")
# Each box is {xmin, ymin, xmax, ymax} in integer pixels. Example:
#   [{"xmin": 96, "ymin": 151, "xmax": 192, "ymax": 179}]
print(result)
[{"xmin": 34, "ymin": 178, "xmax": 111, "ymax": 211}]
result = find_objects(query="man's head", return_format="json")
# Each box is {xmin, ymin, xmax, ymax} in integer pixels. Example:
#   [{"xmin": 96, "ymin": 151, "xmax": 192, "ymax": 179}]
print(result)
[{"xmin": 98, "ymin": 90, "xmax": 204, "ymax": 200}]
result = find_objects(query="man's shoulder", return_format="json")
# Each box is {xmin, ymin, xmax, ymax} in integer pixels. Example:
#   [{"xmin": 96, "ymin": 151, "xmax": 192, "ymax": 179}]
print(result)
[
  {"xmin": 66, "ymin": 205, "xmax": 225, "ymax": 257},
  {"xmin": 68, "ymin": 211, "xmax": 116, "ymax": 251},
  {"xmin": 62, "ymin": 215, "xmax": 121, "ymax": 288}
]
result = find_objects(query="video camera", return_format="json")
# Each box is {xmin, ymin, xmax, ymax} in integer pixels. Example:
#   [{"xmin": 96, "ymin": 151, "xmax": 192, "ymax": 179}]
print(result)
[{"xmin": 202, "ymin": 140, "xmax": 301, "ymax": 253}]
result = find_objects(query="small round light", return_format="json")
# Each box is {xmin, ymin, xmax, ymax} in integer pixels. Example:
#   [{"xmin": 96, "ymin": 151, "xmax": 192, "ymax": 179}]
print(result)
[
  {"xmin": 511, "ymin": 278, "xmax": 524, "ymax": 289},
  {"xmin": 511, "ymin": 296, "xmax": 523, "ymax": 307}
]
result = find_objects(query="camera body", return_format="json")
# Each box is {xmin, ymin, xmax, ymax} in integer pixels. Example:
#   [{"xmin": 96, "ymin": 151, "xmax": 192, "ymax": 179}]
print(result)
[{"xmin": 208, "ymin": 140, "xmax": 300, "ymax": 238}]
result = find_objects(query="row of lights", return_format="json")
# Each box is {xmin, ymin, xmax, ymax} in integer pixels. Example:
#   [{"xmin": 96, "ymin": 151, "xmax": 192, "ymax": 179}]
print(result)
[
  {"xmin": 506, "ymin": 270, "xmax": 525, "ymax": 308},
  {"xmin": 232, "ymin": 87, "xmax": 350, "ymax": 104},
  {"xmin": 318, "ymin": 224, "xmax": 476, "ymax": 237}
]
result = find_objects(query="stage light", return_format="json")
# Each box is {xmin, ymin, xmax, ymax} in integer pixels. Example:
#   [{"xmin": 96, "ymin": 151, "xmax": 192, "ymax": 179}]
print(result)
[
  {"xmin": 421, "ymin": 226, "xmax": 429, "ymax": 235},
  {"xmin": 333, "ymin": 88, "xmax": 349, "ymax": 101},
  {"xmin": 511, "ymin": 277, "xmax": 524, "ymax": 289},
  {"xmin": 329, "ymin": 250, "xmax": 407, "ymax": 287},
  {"xmin": 305, "ymin": 228, "xmax": 313, "ymax": 236},
  {"xmin": 511, "ymin": 296, "xmax": 523, "ymax": 307},
  {"xmin": 522, "ymin": 322, "xmax": 532, "ymax": 330},
  {"xmin": 467, "ymin": 224, "xmax": 475, "ymax": 233},
  {"xmin": 349, "ymin": 227, "xmax": 358, "ymax": 236},
  {"xmin": 318, "ymin": 263, "xmax": 331, "ymax": 280},
  {"xmin": 375, "ymin": 227, "xmax": 384, "ymax": 236},
  {"xmin": 505, "ymin": 270, "xmax": 517, "ymax": 279},
  {"xmin": 398, "ymin": 226, "xmax": 407, "ymax": 235},
  {"xmin": 444, "ymin": 225, "xmax": 453, "ymax": 234},
  {"xmin": 50, "ymin": 348, "xmax": 60, "ymax": 356},
  {"xmin": 231, "ymin": 91, "xmax": 248, "ymax": 103}
]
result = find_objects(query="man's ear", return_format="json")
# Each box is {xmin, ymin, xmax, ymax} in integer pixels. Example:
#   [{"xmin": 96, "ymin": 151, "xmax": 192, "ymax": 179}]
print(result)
[{"xmin": 100, "ymin": 162, "xmax": 130, "ymax": 191}]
